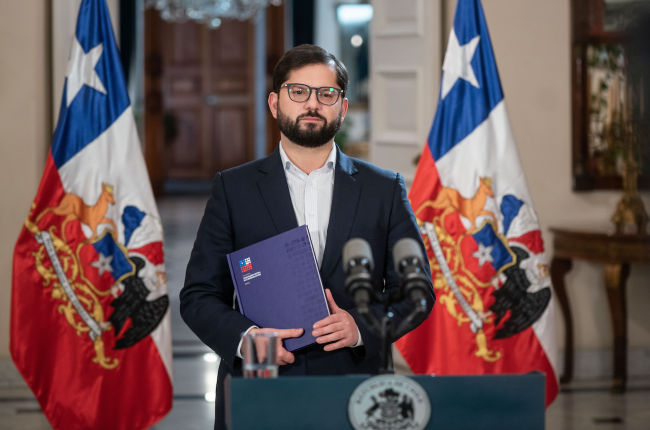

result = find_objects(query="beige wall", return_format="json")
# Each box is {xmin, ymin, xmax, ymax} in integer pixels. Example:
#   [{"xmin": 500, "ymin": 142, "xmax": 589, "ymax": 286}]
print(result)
[
  {"xmin": 0, "ymin": 1, "xmax": 50, "ymax": 357},
  {"xmin": 444, "ymin": 0, "xmax": 650, "ymax": 349},
  {"xmin": 0, "ymin": 0, "xmax": 119, "ymax": 358}
]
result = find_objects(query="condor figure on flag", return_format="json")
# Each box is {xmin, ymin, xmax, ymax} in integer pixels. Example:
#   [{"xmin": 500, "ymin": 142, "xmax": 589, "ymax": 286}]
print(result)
[
  {"xmin": 10, "ymin": 1, "xmax": 173, "ymax": 429},
  {"xmin": 395, "ymin": 0, "xmax": 559, "ymax": 406}
]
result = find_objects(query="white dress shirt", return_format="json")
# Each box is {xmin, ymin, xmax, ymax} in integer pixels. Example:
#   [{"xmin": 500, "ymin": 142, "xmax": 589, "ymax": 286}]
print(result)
[
  {"xmin": 279, "ymin": 142, "xmax": 336, "ymax": 267},
  {"xmin": 236, "ymin": 142, "xmax": 362, "ymax": 358}
]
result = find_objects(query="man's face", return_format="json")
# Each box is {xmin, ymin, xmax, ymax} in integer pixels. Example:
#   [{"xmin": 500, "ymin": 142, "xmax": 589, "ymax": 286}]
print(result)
[{"xmin": 269, "ymin": 63, "xmax": 348, "ymax": 149}]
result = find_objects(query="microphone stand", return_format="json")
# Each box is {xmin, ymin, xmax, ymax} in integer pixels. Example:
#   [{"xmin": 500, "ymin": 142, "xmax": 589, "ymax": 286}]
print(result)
[
  {"xmin": 379, "ymin": 308, "xmax": 394, "ymax": 374},
  {"xmin": 344, "ymin": 238, "xmax": 430, "ymax": 374},
  {"xmin": 357, "ymin": 290, "xmax": 428, "ymax": 374}
]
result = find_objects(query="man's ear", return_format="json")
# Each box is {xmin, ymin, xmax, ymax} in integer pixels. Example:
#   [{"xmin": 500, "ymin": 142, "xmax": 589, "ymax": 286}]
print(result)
[
  {"xmin": 340, "ymin": 97, "xmax": 349, "ymax": 122},
  {"xmin": 268, "ymin": 92, "xmax": 278, "ymax": 119}
]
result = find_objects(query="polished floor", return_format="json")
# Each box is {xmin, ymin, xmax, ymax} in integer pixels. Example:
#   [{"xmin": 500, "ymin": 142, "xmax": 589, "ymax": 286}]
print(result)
[{"xmin": 1, "ymin": 195, "xmax": 649, "ymax": 430}]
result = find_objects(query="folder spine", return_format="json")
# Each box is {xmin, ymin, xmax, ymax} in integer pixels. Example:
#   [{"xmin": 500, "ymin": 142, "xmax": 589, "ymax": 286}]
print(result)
[{"xmin": 305, "ymin": 228, "xmax": 330, "ymax": 315}]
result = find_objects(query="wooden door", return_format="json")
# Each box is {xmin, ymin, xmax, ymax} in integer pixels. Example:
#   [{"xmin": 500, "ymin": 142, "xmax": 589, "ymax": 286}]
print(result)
[{"xmin": 156, "ymin": 17, "xmax": 255, "ymax": 181}]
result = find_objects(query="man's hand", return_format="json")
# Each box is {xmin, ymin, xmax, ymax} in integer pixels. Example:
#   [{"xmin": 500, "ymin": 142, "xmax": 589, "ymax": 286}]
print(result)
[
  {"xmin": 312, "ymin": 289, "xmax": 359, "ymax": 351},
  {"xmin": 248, "ymin": 327, "xmax": 303, "ymax": 365}
]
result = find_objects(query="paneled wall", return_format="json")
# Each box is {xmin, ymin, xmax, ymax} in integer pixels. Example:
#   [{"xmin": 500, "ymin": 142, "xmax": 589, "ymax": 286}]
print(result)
[{"xmin": 369, "ymin": 0, "xmax": 441, "ymax": 183}]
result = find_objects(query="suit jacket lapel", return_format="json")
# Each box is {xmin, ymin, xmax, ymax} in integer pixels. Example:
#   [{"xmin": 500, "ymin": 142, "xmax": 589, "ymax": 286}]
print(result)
[
  {"xmin": 257, "ymin": 147, "xmax": 298, "ymax": 234},
  {"xmin": 320, "ymin": 148, "xmax": 360, "ymax": 280}
]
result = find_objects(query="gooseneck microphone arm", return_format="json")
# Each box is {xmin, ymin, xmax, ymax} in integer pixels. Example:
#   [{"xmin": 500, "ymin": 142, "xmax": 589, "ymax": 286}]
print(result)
[{"xmin": 343, "ymin": 237, "xmax": 432, "ymax": 374}]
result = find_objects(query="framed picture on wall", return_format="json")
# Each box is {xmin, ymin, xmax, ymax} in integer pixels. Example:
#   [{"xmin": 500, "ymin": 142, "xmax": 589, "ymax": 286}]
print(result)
[{"xmin": 571, "ymin": 0, "xmax": 650, "ymax": 191}]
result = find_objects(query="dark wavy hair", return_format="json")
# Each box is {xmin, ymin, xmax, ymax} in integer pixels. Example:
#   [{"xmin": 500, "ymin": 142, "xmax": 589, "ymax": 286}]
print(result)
[{"xmin": 272, "ymin": 44, "xmax": 349, "ymax": 95}]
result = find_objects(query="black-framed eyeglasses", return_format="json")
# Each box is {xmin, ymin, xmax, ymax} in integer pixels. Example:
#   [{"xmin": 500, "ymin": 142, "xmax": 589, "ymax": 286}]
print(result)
[{"xmin": 281, "ymin": 83, "xmax": 345, "ymax": 106}]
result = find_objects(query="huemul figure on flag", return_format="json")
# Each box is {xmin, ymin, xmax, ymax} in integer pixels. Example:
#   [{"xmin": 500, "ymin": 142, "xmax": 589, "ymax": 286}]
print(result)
[
  {"xmin": 395, "ymin": 0, "xmax": 559, "ymax": 406},
  {"xmin": 10, "ymin": 0, "xmax": 173, "ymax": 428}
]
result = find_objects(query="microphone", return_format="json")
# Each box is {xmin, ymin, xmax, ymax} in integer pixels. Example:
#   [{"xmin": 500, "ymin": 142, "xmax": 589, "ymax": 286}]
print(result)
[
  {"xmin": 393, "ymin": 238, "xmax": 430, "ymax": 313},
  {"xmin": 342, "ymin": 238, "xmax": 375, "ymax": 312}
]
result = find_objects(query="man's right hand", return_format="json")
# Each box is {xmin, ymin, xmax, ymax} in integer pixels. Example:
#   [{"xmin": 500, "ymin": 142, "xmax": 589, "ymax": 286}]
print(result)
[{"xmin": 248, "ymin": 327, "xmax": 303, "ymax": 365}]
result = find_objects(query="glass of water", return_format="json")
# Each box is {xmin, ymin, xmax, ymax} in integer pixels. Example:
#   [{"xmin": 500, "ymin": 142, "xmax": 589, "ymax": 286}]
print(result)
[{"xmin": 242, "ymin": 332, "xmax": 279, "ymax": 378}]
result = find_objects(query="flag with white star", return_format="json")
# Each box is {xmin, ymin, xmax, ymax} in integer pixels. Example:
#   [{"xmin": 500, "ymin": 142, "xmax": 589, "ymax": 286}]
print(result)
[
  {"xmin": 395, "ymin": 0, "xmax": 559, "ymax": 407},
  {"xmin": 10, "ymin": 1, "xmax": 172, "ymax": 429}
]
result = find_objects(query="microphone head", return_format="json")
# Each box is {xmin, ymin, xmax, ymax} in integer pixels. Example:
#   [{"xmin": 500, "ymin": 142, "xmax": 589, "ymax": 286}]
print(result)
[
  {"xmin": 393, "ymin": 238, "xmax": 424, "ymax": 273},
  {"xmin": 343, "ymin": 238, "xmax": 374, "ymax": 272}
]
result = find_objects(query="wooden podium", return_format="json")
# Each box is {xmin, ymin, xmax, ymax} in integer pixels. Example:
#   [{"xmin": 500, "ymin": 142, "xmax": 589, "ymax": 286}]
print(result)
[{"xmin": 225, "ymin": 373, "xmax": 545, "ymax": 430}]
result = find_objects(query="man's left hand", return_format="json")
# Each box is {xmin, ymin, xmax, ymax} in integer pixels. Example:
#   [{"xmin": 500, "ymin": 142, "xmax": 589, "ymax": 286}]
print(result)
[{"xmin": 312, "ymin": 289, "xmax": 359, "ymax": 351}]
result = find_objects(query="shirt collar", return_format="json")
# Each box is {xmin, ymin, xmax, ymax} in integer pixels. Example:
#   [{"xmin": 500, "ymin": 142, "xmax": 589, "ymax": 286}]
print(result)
[{"xmin": 279, "ymin": 142, "xmax": 337, "ymax": 174}]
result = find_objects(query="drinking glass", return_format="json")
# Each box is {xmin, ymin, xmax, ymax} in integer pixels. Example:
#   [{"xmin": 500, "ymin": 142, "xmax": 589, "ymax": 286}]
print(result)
[{"xmin": 242, "ymin": 332, "xmax": 279, "ymax": 378}]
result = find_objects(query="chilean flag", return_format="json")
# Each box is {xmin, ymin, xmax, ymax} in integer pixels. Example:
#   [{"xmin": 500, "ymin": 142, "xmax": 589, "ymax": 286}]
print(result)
[
  {"xmin": 10, "ymin": 1, "xmax": 173, "ymax": 428},
  {"xmin": 395, "ymin": 0, "xmax": 559, "ymax": 406}
]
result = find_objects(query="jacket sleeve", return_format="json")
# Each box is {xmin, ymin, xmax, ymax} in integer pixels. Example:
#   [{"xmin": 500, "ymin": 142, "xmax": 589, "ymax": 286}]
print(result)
[
  {"xmin": 179, "ymin": 172, "xmax": 256, "ymax": 371},
  {"xmin": 348, "ymin": 172, "xmax": 435, "ymax": 360}
]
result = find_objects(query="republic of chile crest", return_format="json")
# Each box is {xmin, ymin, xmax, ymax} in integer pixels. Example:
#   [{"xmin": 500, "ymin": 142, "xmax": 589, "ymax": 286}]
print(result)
[
  {"xmin": 348, "ymin": 375, "xmax": 431, "ymax": 430},
  {"xmin": 22, "ymin": 182, "xmax": 169, "ymax": 370},
  {"xmin": 413, "ymin": 176, "xmax": 552, "ymax": 364}
]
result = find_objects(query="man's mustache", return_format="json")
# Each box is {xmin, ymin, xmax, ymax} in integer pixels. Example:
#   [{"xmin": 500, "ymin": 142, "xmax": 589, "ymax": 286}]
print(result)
[{"xmin": 296, "ymin": 111, "xmax": 327, "ymax": 123}]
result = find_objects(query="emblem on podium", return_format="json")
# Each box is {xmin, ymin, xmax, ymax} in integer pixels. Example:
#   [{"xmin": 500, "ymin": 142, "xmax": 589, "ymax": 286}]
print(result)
[{"xmin": 348, "ymin": 375, "xmax": 431, "ymax": 430}]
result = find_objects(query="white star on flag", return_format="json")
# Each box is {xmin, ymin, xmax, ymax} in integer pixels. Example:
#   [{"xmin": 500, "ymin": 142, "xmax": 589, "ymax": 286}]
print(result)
[
  {"xmin": 440, "ymin": 29, "xmax": 481, "ymax": 100},
  {"xmin": 471, "ymin": 242, "xmax": 494, "ymax": 267},
  {"xmin": 65, "ymin": 37, "xmax": 107, "ymax": 107},
  {"xmin": 90, "ymin": 252, "xmax": 114, "ymax": 276}
]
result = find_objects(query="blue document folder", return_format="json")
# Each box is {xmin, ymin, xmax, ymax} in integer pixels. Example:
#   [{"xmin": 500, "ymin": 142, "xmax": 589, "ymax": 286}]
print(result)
[{"xmin": 226, "ymin": 225, "xmax": 330, "ymax": 352}]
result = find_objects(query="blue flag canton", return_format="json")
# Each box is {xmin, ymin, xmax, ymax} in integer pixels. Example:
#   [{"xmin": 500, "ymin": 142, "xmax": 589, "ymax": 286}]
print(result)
[
  {"xmin": 427, "ymin": 0, "xmax": 505, "ymax": 162},
  {"xmin": 51, "ymin": 0, "xmax": 130, "ymax": 169},
  {"xmin": 239, "ymin": 258, "xmax": 252, "ymax": 273}
]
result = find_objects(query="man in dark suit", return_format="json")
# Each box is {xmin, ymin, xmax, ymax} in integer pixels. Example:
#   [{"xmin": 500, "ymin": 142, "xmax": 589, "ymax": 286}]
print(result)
[{"xmin": 180, "ymin": 44, "xmax": 435, "ymax": 430}]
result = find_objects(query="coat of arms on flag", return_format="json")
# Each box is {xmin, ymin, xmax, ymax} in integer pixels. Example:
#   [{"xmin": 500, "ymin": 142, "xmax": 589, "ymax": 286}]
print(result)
[
  {"xmin": 10, "ymin": 1, "xmax": 173, "ymax": 429},
  {"xmin": 395, "ymin": 0, "xmax": 559, "ymax": 406}
]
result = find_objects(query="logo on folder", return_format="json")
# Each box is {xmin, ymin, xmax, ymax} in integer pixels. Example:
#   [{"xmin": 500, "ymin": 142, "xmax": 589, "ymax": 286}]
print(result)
[{"xmin": 239, "ymin": 257, "xmax": 252, "ymax": 273}]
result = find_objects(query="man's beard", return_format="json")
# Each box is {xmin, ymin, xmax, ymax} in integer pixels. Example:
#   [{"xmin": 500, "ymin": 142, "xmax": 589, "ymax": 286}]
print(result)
[{"xmin": 276, "ymin": 102, "xmax": 342, "ymax": 149}]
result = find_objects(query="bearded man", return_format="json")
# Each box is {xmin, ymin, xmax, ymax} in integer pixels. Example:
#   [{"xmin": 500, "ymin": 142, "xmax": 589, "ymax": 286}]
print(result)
[{"xmin": 180, "ymin": 44, "xmax": 434, "ymax": 430}]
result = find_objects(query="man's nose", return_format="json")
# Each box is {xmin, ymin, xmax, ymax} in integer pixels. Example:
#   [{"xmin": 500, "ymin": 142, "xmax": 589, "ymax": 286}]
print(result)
[{"xmin": 304, "ymin": 90, "xmax": 321, "ymax": 111}]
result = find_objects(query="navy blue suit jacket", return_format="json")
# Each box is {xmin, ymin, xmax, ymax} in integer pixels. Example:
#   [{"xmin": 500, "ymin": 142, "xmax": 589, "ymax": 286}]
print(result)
[{"xmin": 180, "ymin": 145, "xmax": 434, "ymax": 429}]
